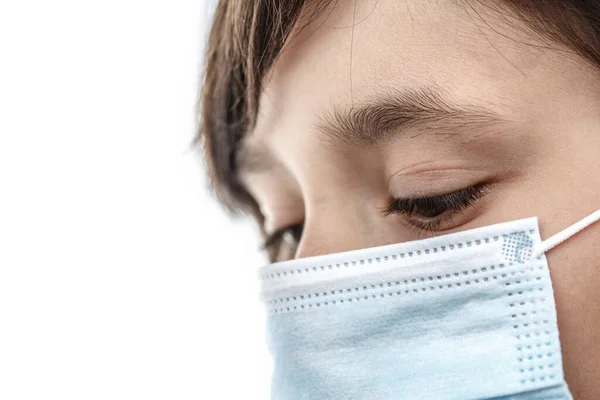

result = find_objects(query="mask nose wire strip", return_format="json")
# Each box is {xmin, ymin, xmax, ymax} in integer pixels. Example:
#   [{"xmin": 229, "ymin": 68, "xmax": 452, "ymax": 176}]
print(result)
[{"xmin": 531, "ymin": 209, "xmax": 600, "ymax": 258}]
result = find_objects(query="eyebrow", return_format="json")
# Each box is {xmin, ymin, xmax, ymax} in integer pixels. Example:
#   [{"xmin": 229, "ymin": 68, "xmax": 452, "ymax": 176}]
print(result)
[
  {"xmin": 318, "ymin": 87, "xmax": 507, "ymax": 147},
  {"xmin": 237, "ymin": 87, "xmax": 507, "ymax": 174}
]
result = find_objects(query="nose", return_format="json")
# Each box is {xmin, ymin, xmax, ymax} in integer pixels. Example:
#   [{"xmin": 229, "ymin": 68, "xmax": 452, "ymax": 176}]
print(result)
[{"xmin": 294, "ymin": 197, "xmax": 396, "ymax": 259}]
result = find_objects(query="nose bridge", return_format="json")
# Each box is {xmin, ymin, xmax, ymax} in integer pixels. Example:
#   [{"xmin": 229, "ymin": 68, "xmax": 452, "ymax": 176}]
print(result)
[{"xmin": 295, "ymin": 193, "xmax": 381, "ymax": 259}]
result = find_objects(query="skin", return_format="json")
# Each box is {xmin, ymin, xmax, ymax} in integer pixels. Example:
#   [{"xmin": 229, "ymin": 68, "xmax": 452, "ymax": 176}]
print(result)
[{"xmin": 238, "ymin": 0, "xmax": 600, "ymax": 397}]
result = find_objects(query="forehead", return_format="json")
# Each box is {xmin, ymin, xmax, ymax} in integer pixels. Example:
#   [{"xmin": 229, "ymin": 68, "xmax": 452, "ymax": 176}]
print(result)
[
  {"xmin": 248, "ymin": 0, "xmax": 550, "ymax": 149},
  {"xmin": 237, "ymin": 0, "xmax": 599, "ymax": 188}
]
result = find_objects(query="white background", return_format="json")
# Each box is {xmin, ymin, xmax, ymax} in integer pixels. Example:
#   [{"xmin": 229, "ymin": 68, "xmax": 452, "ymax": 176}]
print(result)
[{"xmin": 0, "ymin": 1, "xmax": 272, "ymax": 398}]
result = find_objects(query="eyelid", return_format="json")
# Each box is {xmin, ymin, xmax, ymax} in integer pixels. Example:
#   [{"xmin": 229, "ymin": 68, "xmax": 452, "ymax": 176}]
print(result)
[
  {"xmin": 262, "ymin": 222, "xmax": 303, "ymax": 250},
  {"xmin": 261, "ymin": 228, "xmax": 286, "ymax": 251},
  {"xmin": 261, "ymin": 200, "xmax": 305, "ymax": 233},
  {"xmin": 421, "ymin": 183, "xmax": 485, "ymax": 201},
  {"xmin": 387, "ymin": 168, "xmax": 492, "ymax": 199},
  {"xmin": 381, "ymin": 183, "xmax": 491, "ymax": 217}
]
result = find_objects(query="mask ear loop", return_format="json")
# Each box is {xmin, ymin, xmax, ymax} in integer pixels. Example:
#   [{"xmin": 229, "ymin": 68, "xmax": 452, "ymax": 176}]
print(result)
[{"xmin": 531, "ymin": 209, "xmax": 600, "ymax": 259}]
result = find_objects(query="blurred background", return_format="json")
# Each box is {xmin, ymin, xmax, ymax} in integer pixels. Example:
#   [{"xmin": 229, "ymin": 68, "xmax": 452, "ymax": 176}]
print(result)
[{"xmin": 0, "ymin": 0, "xmax": 271, "ymax": 398}]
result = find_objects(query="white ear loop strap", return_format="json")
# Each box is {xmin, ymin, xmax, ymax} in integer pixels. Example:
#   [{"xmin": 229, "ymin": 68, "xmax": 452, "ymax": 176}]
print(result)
[{"xmin": 532, "ymin": 209, "xmax": 600, "ymax": 258}]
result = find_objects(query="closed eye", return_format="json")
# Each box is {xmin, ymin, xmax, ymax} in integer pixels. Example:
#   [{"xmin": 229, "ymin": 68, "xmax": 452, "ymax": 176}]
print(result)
[
  {"xmin": 262, "ymin": 222, "xmax": 304, "ymax": 262},
  {"xmin": 382, "ymin": 183, "xmax": 491, "ymax": 233}
]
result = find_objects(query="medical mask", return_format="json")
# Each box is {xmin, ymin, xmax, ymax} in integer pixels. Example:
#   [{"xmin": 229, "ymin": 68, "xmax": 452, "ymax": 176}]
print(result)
[{"xmin": 259, "ymin": 210, "xmax": 600, "ymax": 400}]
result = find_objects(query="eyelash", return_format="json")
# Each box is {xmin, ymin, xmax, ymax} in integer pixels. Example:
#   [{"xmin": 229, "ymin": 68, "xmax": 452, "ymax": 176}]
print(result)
[
  {"xmin": 261, "ymin": 222, "xmax": 304, "ymax": 257},
  {"xmin": 262, "ymin": 183, "xmax": 490, "ymax": 258},
  {"xmin": 382, "ymin": 183, "xmax": 490, "ymax": 233}
]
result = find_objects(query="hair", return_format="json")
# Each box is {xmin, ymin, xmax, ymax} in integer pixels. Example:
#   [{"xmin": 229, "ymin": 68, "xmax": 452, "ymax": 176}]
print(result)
[{"xmin": 197, "ymin": 0, "xmax": 600, "ymax": 221}]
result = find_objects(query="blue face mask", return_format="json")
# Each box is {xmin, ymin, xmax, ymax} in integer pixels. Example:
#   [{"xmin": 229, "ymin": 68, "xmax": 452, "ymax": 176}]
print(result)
[{"xmin": 259, "ymin": 211, "xmax": 600, "ymax": 400}]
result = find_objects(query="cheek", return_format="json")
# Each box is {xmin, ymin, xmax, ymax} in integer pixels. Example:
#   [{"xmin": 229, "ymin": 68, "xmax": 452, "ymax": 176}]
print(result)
[{"xmin": 545, "ymin": 225, "xmax": 600, "ymax": 398}]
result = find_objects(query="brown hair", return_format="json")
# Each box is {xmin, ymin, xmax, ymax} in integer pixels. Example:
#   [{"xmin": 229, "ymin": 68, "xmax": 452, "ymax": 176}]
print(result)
[{"xmin": 197, "ymin": 0, "xmax": 600, "ymax": 220}]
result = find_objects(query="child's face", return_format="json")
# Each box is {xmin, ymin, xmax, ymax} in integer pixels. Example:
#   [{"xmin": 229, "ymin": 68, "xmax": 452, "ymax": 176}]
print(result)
[{"xmin": 238, "ymin": 1, "xmax": 600, "ymax": 396}]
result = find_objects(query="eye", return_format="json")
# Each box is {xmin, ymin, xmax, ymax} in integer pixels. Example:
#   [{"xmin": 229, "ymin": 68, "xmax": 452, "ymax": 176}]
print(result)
[
  {"xmin": 262, "ymin": 222, "xmax": 304, "ymax": 262},
  {"xmin": 383, "ymin": 184, "xmax": 490, "ymax": 233}
]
